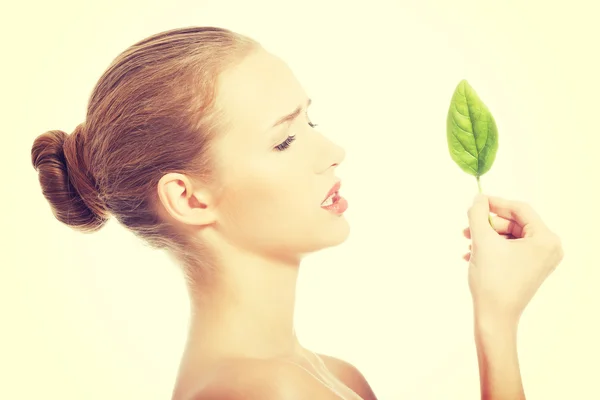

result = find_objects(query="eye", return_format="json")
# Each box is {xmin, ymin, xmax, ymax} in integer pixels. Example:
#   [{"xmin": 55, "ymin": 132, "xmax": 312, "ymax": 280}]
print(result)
[
  {"xmin": 273, "ymin": 110, "xmax": 318, "ymax": 152},
  {"xmin": 274, "ymin": 133, "xmax": 296, "ymax": 151}
]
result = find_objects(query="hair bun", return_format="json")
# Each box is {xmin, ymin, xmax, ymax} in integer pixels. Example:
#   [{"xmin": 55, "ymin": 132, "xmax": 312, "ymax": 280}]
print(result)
[{"xmin": 31, "ymin": 124, "xmax": 108, "ymax": 233}]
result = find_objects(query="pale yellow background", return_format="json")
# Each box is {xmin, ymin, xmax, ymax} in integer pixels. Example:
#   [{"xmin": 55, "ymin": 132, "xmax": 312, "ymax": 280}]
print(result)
[{"xmin": 2, "ymin": 0, "xmax": 599, "ymax": 399}]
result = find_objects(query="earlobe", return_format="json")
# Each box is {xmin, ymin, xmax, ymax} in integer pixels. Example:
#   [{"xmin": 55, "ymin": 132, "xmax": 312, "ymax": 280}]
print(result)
[{"xmin": 157, "ymin": 173, "xmax": 217, "ymax": 226}]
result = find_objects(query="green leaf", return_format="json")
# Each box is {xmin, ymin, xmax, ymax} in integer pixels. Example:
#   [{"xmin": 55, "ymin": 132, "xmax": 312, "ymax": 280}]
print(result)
[{"xmin": 446, "ymin": 79, "xmax": 499, "ymax": 177}]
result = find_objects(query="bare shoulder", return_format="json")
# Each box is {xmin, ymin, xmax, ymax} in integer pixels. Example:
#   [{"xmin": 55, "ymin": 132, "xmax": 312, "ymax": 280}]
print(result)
[
  {"xmin": 186, "ymin": 358, "xmax": 341, "ymax": 400},
  {"xmin": 317, "ymin": 353, "xmax": 378, "ymax": 400}
]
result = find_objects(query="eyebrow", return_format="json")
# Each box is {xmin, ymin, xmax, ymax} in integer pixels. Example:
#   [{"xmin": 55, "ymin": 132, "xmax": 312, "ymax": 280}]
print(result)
[{"xmin": 271, "ymin": 98, "xmax": 312, "ymax": 128}]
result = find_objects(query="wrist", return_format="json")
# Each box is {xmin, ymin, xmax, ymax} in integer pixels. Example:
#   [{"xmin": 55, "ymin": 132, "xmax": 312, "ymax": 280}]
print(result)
[
  {"xmin": 473, "ymin": 302, "xmax": 521, "ymax": 330},
  {"xmin": 474, "ymin": 311, "xmax": 519, "ymax": 339},
  {"xmin": 474, "ymin": 304, "xmax": 519, "ymax": 334}
]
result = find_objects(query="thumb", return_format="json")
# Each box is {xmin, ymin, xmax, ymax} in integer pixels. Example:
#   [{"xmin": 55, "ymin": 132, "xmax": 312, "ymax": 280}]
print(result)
[{"xmin": 468, "ymin": 194, "xmax": 494, "ymax": 238}]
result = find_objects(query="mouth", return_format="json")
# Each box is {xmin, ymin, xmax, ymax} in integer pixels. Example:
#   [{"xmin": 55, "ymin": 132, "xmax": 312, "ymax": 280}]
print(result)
[{"xmin": 321, "ymin": 181, "xmax": 341, "ymax": 206}]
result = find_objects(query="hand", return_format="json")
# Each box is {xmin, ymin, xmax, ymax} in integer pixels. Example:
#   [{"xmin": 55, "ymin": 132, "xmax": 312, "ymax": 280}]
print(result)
[{"xmin": 462, "ymin": 194, "xmax": 564, "ymax": 325}]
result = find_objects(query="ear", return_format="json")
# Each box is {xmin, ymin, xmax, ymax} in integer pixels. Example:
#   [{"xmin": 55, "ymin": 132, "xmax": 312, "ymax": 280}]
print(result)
[{"xmin": 156, "ymin": 173, "xmax": 217, "ymax": 226}]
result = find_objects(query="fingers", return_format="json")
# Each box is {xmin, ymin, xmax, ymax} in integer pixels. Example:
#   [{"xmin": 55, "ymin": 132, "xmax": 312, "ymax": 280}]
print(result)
[
  {"xmin": 464, "ymin": 197, "xmax": 546, "ymax": 239},
  {"xmin": 467, "ymin": 194, "xmax": 494, "ymax": 238},
  {"xmin": 486, "ymin": 196, "xmax": 546, "ymax": 233},
  {"xmin": 462, "ymin": 233, "xmax": 512, "ymax": 261},
  {"xmin": 463, "ymin": 215, "xmax": 524, "ymax": 239}
]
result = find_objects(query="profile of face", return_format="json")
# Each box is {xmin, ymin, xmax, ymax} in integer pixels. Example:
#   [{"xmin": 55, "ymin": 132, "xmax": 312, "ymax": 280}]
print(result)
[{"xmin": 160, "ymin": 47, "xmax": 349, "ymax": 263}]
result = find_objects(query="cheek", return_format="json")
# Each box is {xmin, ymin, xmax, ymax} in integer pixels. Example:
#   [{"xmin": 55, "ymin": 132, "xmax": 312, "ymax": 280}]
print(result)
[
  {"xmin": 219, "ymin": 173, "xmax": 312, "ymax": 235},
  {"xmin": 221, "ymin": 158, "xmax": 299, "ymax": 213},
  {"xmin": 219, "ymin": 175, "xmax": 283, "ymax": 224}
]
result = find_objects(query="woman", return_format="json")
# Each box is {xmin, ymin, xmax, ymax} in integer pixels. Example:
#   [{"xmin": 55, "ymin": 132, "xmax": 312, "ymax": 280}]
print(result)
[{"xmin": 30, "ymin": 27, "xmax": 564, "ymax": 400}]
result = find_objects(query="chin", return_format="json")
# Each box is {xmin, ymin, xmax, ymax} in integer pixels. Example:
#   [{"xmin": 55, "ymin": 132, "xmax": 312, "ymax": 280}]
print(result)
[{"xmin": 318, "ymin": 215, "xmax": 351, "ymax": 248}]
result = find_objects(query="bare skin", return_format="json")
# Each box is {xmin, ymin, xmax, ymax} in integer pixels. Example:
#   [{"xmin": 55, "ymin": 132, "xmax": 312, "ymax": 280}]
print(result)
[
  {"xmin": 159, "ymin": 46, "xmax": 361, "ymax": 399},
  {"xmin": 157, "ymin": 46, "xmax": 564, "ymax": 400}
]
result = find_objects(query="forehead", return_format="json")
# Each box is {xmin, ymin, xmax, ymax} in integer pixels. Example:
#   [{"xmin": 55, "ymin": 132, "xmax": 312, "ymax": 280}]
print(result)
[{"xmin": 214, "ymin": 49, "xmax": 306, "ymax": 129}]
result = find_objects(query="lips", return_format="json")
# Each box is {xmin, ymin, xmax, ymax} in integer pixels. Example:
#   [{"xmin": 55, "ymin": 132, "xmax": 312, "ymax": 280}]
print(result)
[{"xmin": 321, "ymin": 181, "xmax": 341, "ymax": 204}]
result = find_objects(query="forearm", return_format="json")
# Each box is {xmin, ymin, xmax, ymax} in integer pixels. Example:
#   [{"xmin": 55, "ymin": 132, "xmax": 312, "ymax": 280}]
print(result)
[{"xmin": 474, "ymin": 314, "xmax": 525, "ymax": 400}]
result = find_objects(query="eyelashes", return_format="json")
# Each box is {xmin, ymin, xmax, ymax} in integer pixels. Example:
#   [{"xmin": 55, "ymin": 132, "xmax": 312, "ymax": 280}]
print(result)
[
  {"xmin": 274, "ymin": 118, "xmax": 318, "ymax": 152},
  {"xmin": 274, "ymin": 133, "xmax": 296, "ymax": 151}
]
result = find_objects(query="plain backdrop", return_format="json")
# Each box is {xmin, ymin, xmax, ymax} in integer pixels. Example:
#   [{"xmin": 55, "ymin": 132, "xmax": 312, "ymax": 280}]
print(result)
[{"xmin": 2, "ymin": 0, "xmax": 599, "ymax": 399}]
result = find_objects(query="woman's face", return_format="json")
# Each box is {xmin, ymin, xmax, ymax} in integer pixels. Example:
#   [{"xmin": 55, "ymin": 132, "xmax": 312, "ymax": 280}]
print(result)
[{"xmin": 209, "ymin": 47, "xmax": 349, "ymax": 259}]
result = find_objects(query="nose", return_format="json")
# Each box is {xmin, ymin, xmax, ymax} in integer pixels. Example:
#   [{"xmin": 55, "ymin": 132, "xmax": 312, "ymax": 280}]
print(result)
[
  {"xmin": 322, "ymin": 136, "xmax": 346, "ymax": 171},
  {"xmin": 332, "ymin": 143, "xmax": 345, "ymax": 167}
]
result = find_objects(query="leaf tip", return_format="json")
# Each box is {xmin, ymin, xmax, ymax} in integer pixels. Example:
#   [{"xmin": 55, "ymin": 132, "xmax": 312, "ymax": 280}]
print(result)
[{"xmin": 458, "ymin": 79, "xmax": 472, "ymax": 91}]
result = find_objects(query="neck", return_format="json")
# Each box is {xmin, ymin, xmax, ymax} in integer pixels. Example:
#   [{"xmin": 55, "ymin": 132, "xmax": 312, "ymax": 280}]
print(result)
[{"xmin": 186, "ymin": 255, "xmax": 303, "ymax": 360}]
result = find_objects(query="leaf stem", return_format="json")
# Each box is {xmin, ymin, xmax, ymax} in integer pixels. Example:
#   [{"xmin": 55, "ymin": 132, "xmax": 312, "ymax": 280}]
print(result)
[{"xmin": 476, "ymin": 176, "xmax": 494, "ymax": 229}]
